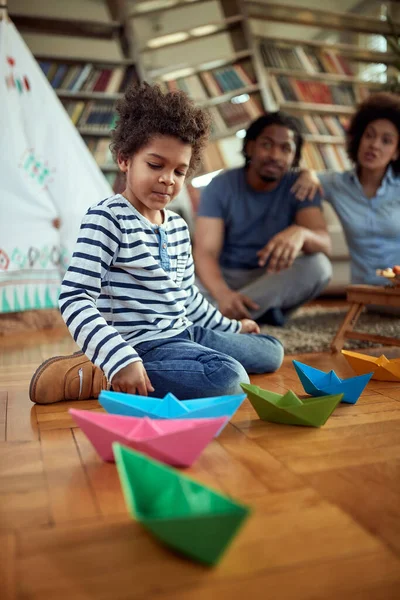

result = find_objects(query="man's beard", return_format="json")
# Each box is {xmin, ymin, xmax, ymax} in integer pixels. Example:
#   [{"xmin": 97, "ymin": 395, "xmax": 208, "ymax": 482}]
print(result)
[{"xmin": 259, "ymin": 173, "xmax": 280, "ymax": 183}]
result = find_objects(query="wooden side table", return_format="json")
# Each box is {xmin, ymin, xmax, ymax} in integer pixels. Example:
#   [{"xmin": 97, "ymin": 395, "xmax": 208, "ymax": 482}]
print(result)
[{"xmin": 331, "ymin": 284, "xmax": 400, "ymax": 353}]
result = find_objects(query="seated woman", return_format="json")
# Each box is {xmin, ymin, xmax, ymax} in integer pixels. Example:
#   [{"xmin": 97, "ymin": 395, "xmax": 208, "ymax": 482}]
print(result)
[{"xmin": 293, "ymin": 92, "xmax": 400, "ymax": 294}]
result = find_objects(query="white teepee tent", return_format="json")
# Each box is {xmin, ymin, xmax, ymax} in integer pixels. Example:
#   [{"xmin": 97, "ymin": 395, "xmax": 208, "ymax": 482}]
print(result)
[{"xmin": 0, "ymin": 15, "xmax": 113, "ymax": 313}]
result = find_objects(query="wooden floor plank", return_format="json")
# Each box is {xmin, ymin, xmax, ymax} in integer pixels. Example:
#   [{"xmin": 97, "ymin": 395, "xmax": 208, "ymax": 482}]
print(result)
[
  {"xmin": 218, "ymin": 423, "xmax": 305, "ymax": 493},
  {"xmin": 187, "ymin": 438, "xmax": 268, "ymax": 499},
  {"xmin": 0, "ymin": 391, "xmax": 7, "ymax": 441},
  {"xmin": 0, "ymin": 442, "xmax": 50, "ymax": 531},
  {"xmin": 5, "ymin": 391, "xmax": 39, "ymax": 442},
  {"xmin": 40, "ymin": 429, "xmax": 100, "ymax": 524},
  {"xmin": 73, "ymin": 428, "xmax": 127, "ymax": 518},
  {"xmin": 36, "ymin": 402, "xmax": 101, "ymax": 431},
  {"xmin": 306, "ymin": 459, "xmax": 400, "ymax": 555},
  {"xmin": 0, "ymin": 532, "xmax": 17, "ymax": 600}
]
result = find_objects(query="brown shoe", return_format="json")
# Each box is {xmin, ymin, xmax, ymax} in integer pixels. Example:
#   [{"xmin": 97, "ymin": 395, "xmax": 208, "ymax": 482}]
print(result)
[{"xmin": 29, "ymin": 351, "xmax": 108, "ymax": 404}]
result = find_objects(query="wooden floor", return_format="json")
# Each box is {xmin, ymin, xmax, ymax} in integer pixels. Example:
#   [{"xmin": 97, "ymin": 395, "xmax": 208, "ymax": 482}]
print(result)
[{"xmin": 1, "ymin": 326, "xmax": 400, "ymax": 600}]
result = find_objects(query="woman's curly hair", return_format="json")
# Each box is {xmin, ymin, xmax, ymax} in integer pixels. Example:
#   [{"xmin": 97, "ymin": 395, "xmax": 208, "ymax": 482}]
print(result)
[
  {"xmin": 110, "ymin": 83, "xmax": 211, "ymax": 176},
  {"xmin": 347, "ymin": 92, "xmax": 400, "ymax": 174}
]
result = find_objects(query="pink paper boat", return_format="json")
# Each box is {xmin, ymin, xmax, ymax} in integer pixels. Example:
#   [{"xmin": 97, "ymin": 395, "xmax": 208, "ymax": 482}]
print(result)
[{"xmin": 69, "ymin": 409, "xmax": 228, "ymax": 467}]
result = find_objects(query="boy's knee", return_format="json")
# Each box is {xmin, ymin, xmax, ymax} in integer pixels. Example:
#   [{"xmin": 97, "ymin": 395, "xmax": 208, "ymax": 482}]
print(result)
[
  {"xmin": 205, "ymin": 355, "xmax": 249, "ymax": 395},
  {"xmin": 250, "ymin": 337, "xmax": 284, "ymax": 374}
]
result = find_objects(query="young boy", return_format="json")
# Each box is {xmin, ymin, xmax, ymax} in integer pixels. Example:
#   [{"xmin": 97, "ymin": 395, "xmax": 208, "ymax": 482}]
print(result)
[{"xmin": 30, "ymin": 84, "xmax": 284, "ymax": 404}]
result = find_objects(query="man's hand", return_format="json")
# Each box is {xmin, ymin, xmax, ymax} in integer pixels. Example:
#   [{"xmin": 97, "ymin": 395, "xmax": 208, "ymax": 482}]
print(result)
[
  {"xmin": 290, "ymin": 170, "xmax": 323, "ymax": 201},
  {"xmin": 217, "ymin": 289, "xmax": 260, "ymax": 320},
  {"xmin": 112, "ymin": 361, "xmax": 155, "ymax": 396},
  {"xmin": 257, "ymin": 225, "xmax": 306, "ymax": 273},
  {"xmin": 240, "ymin": 318, "xmax": 260, "ymax": 334}
]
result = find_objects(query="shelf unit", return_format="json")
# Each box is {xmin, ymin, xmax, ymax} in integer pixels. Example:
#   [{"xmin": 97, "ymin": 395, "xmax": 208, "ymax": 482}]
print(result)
[
  {"xmin": 37, "ymin": 54, "xmax": 140, "ymax": 190},
  {"xmin": 12, "ymin": 1, "xmax": 400, "ymax": 181},
  {"xmin": 256, "ymin": 34, "xmax": 398, "ymax": 67},
  {"xmin": 132, "ymin": 0, "xmax": 265, "ymax": 176},
  {"xmin": 243, "ymin": 0, "xmax": 399, "ymax": 172}
]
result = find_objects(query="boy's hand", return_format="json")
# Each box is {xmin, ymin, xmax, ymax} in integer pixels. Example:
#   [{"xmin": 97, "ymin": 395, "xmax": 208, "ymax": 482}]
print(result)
[
  {"xmin": 112, "ymin": 361, "xmax": 155, "ymax": 396},
  {"xmin": 240, "ymin": 319, "xmax": 260, "ymax": 334},
  {"xmin": 217, "ymin": 290, "xmax": 259, "ymax": 319},
  {"xmin": 291, "ymin": 170, "xmax": 323, "ymax": 201}
]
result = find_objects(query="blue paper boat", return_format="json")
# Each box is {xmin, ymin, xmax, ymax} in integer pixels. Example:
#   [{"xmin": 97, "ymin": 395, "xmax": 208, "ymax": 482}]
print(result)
[
  {"xmin": 99, "ymin": 391, "xmax": 246, "ymax": 428},
  {"xmin": 292, "ymin": 360, "xmax": 373, "ymax": 405}
]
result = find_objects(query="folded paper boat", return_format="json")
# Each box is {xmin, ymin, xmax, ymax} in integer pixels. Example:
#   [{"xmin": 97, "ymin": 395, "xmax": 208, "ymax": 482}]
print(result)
[
  {"xmin": 99, "ymin": 391, "xmax": 246, "ymax": 424},
  {"xmin": 292, "ymin": 359, "xmax": 372, "ymax": 404},
  {"xmin": 241, "ymin": 383, "xmax": 343, "ymax": 427},
  {"xmin": 113, "ymin": 443, "xmax": 251, "ymax": 565},
  {"xmin": 342, "ymin": 350, "xmax": 400, "ymax": 382},
  {"xmin": 69, "ymin": 409, "xmax": 227, "ymax": 467}
]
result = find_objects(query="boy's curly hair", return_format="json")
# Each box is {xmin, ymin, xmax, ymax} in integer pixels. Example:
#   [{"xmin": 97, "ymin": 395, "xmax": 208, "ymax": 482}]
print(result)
[
  {"xmin": 347, "ymin": 92, "xmax": 400, "ymax": 174},
  {"xmin": 110, "ymin": 83, "xmax": 211, "ymax": 176}
]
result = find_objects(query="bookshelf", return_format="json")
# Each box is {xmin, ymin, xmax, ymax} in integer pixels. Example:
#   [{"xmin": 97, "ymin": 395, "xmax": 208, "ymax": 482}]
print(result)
[
  {"xmin": 37, "ymin": 54, "xmax": 140, "ymax": 191},
  {"xmin": 243, "ymin": 0, "xmax": 399, "ymax": 172},
  {"xmin": 132, "ymin": 1, "xmax": 265, "ymax": 177},
  {"xmin": 11, "ymin": 1, "xmax": 143, "ymax": 193},
  {"xmin": 13, "ymin": 1, "xmax": 400, "ymax": 181}
]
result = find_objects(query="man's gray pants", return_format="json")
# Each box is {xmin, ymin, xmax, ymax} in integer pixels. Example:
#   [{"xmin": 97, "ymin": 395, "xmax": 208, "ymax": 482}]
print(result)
[{"xmin": 197, "ymin": 253, "xmax": 333, "ymax": 320}]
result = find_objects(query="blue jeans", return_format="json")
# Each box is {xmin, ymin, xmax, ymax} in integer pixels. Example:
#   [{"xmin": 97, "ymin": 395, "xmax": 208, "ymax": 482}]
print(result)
[{"xmin": 134, "ymin": 325, "xmax": 284, "ymax": 400}]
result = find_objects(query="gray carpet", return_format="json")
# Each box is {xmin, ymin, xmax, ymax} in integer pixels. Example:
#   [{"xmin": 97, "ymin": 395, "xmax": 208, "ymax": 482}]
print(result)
[{"xmin": 259, "ymin": 306, "xmax": 400, "ymax": 354}]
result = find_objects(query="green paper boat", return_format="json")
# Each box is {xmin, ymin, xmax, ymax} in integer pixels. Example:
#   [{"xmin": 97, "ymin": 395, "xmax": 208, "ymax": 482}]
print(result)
[
  {"xmin": 113, "ymin": 443, "xmax": 251, "ymax": 565},
  {"xmin": 241, "ymin": 383, "xmax": 343, "ymax": 427}
]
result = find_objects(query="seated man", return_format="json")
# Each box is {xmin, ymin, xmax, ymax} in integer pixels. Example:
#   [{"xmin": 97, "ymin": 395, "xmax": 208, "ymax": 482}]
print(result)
[{"xmin": 194, "ymin": 112, "xmax": 332, "ymax": 326}]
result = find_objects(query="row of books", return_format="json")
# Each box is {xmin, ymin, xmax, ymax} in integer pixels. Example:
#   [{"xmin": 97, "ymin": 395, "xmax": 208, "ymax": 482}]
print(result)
[
  {"xmin": 85, "ymin": 138, "xmax": 114, "ymax": 166},
  {"xmin": 159, "ymin": 61, "xmax": 256, "ymax": 102},
  {"xmin": 269, "ymin": 74, "xmax": 369, "ymax": 106},
  {"xmin": 296, "ymin": 114, "xmax": 349, "ymax": 137},
  {"xmin": 61, "ymin": 94, "xmax": 262, "ymax": 137},
  {"xmin": 260, "ymin": 41, "xmax": 354, "ymax": 76},
  {"xmin": 62, "ymin": 100, "xmax": 117, "ymax": 131},
  {"xmin": 301, "ymin": 142, "xmax": 351, "ymax": 171},
  {"xmin": 209, "ymin": 95, "xmax": 263, "ymax": 134},
  {"xmin": 39, "ymin": 61, "xmax": 139, "ymax": 94}
]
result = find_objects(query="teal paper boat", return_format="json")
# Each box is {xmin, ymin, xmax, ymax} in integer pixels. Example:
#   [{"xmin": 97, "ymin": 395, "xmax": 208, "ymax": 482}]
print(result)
[
  {"xmin": 113, "ymin": 443, "xmax": 251, "ymax": 565},
  {"xmin": 99, "ymin": 391, "xmax": 245, "ymax": 429},
  {"xmin": 241, "ymin": 383, "xmax": 343, "ymax": 427},
  {"xmin": 293, "ymin": 360, "xmax": 372, "ymax": 404}
]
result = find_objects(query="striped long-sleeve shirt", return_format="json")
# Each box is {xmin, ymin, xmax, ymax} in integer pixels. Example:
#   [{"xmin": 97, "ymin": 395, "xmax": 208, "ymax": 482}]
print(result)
[{"xmin": 59, "ymin": 195, "xmax": 241, "ymax": 381}]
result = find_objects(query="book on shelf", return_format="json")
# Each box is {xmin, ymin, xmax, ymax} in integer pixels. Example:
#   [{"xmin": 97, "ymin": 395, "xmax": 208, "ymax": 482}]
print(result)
[
  {"xmin": 259, "ymin": 41, "xmax": 355, "ymax": 77},
  {"xmin": 209, "ymin": 94, "xmax": 263, "ymax": 136},
  {"xmin": 38, "ymin": 60, "xmax": 139, "ymax": 93},
  {"xmin": 159, "ymin": 60, "xmax": 256, "ymax": 100},
  {"xmin": 201, "ymin": 141, "xmax": 226, "ymax": 173},
  {"xmin": 85, "ymin": 137, "xmax": 115, "ymax": 166},
  {"xmin": 61, "ymin": 99, "xmax": 118, "ymax": 132},
  {"xmin": 294, "ymin": 114, "xmax": 349, "ymax": 137},
  {"xmin": 301, "ymin": 142, "xmax": 351, "ymax": 171},
  {"xmin": 268, "ymin": 74, "xmax": 370, "ymax": 106}
]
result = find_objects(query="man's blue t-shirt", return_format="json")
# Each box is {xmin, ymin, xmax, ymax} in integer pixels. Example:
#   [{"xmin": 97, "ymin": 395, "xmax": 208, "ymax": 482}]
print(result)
[{"xmin": 197, "ymin": 168, "xmax": 322, "ymax": 270}]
